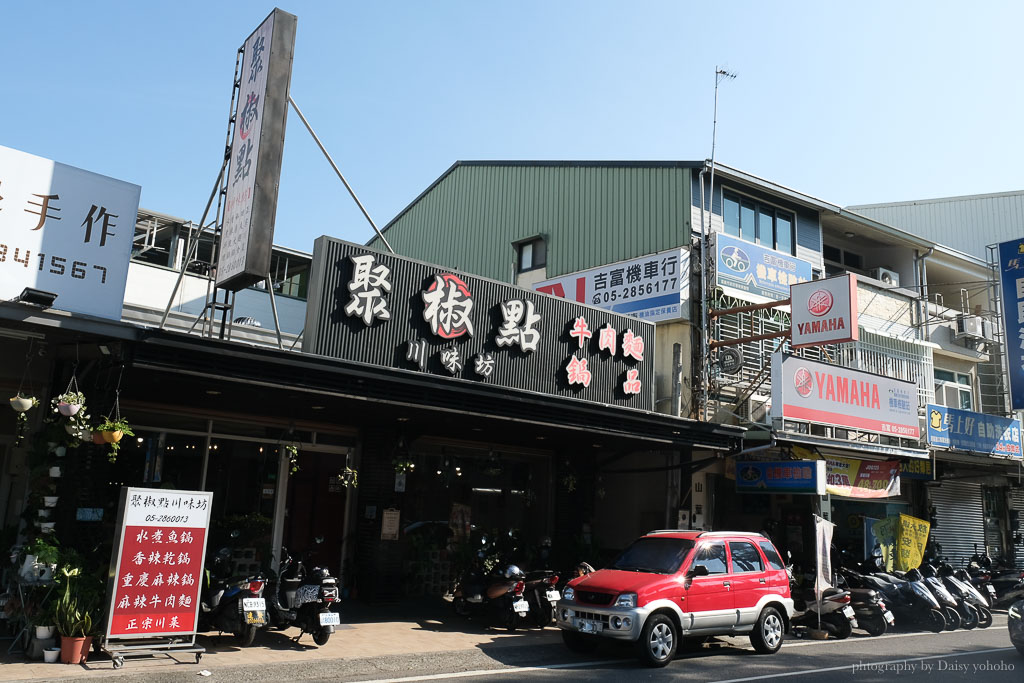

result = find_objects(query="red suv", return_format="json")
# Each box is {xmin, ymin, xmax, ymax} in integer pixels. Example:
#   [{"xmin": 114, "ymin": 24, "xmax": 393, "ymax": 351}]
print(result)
[{"xmin": 557, "ymin": 530, "xmax": 793, "ymax": 667}]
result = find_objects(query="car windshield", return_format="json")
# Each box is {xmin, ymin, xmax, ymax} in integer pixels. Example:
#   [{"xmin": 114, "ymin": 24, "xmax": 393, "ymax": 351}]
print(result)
[{"xmin": 608, "ymin": 538, "xmax": 695, "ymax": 574}]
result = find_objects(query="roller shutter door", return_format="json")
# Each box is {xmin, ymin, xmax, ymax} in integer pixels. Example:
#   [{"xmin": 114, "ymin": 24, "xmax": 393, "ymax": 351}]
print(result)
[
  {"xmin": 929, "ymin": 481, "xmax": 985, "ymax": 569},
  {"xmin": 1011, "ymin": 487, "xmax": 1024, "ymax": 569}
]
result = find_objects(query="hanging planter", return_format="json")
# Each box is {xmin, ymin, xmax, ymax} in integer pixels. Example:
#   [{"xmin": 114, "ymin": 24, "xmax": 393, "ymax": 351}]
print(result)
[
  {"xmin": 91, "ymin": 431, "xmax": 105, "ymax": 445},
  {"xmin": 50, "ymin": 374, "xmax": 90, "ymax": 448},
  {"xmin": 337, "ymin": 467, "xmax": 359, "ymax": 488},
  {"xmin": 9, "ymin": 394, "xmax": 39, "ymax": 446},
  {"xmin": 284, "ymin": 444, "xmax": 300, "ymax": 475},
  {"xmin": 43, "ymin": 496, "xmax": 58, "ymax": 507},
  {"xmin": 392, "ymin": 457, "xmax": 415, "ymax": 474},
  {"xmin": 95, "ymin": 416, "xmax": 133, "ymax": 464}
]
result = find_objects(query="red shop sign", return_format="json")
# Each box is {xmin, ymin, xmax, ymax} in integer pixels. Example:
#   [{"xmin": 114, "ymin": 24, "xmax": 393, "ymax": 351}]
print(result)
[{"xmin": 104, "ymin": 487, "xmax": 212, "ymax": 639}]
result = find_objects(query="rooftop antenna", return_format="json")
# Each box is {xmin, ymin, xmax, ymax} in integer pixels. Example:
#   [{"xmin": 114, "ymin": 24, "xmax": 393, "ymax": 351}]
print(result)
[{"xmin": 700, "ymin": 66, "xmax": 737, "ymax": 421}]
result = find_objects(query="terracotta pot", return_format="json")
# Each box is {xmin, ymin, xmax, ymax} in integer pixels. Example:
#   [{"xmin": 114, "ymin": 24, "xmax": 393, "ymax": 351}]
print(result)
[
  {"xmin": 59, "ymin": 635, "xmax": 90, "ymax": 664},
  {"xmin": 102, "ymin": 430, "xmax": 123, "ymax": 444},
  {"xmin": 57, "ymin": 402, "xmax": 81, "ymax": 417},
  {"xmin": 10, "ymin": 396, "xmax": 33, "ymax": 412},
  {"xmin": 91, "ymin": 431, "xmax": 106, "ymax": 445}
]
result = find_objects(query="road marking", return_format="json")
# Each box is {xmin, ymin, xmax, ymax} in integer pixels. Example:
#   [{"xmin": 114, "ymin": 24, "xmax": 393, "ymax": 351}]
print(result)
[
  {"xmin": 355, "ymin": 659, "xmax": 627, "ymax": 683},
  {"xmin": 709, "ymin": 647, "xmax": 1017, "ymax": 683}
]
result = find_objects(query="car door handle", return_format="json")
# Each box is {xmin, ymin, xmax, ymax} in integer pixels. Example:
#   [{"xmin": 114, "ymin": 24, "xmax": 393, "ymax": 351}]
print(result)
[
  {"xmin": 723, "ymin": 581, "xmax": 731, "ymax": 588},
  {"xmin": 759, "ymin": 578, "xmax": 766, "ymax": 584}
]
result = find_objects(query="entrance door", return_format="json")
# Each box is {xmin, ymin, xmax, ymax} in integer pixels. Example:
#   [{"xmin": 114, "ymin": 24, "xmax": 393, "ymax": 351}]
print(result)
[
  {"xmin": 685, "ymin": 540, "xmax": 735, "ymax": 630},
  {"xmin": 284, "ymin": 450, "xmax": 353, "ymax": 577}
]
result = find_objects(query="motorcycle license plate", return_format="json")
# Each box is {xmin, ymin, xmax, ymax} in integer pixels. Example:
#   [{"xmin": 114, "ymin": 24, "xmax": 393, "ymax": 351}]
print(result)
[
  {"xmin": 319, "ymin": 611, "xmax": 341, "ymax": 626},
  {"xmin": 545, "ymin": 590, "xmax": 561, "ymax": 602},
  {"xmin": 241, "ymin": 598, "xmax": 266, "ymax": 625},
  {"xmin": 577, "ymin": 619, "xmax": 601, "ymax": 633},
  {"xmin": 842, "ymin": 606, "xmax": 855, "ymax": 618},
  {"xmin": 883, "ymin": 610, "xmax": 895, "ymax": 624},
  {"xmin": 513, "ymin": 599, "xmax": 530, "ymax": 614},
  {"xmin": 987, "ymin": 586, "xmax": 998, "ymax": 598},
  {"xmin": 242, "ymin": 598, "xmax": 266, "ymax": 611}
]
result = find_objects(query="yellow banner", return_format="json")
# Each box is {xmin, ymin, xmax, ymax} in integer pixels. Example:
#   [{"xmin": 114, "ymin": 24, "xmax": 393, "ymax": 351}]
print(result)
[
  {"xmin": 871, "ymin": 516, "xmax": 899, "ymax": 571},
  {"xmin": 896, "ymin": 513, "xmax": 930, "ymax": 571}
]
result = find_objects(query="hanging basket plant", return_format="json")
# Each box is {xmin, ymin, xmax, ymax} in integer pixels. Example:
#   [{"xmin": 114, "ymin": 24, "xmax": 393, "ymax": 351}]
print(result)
[
  {"xmin": 9, "ymin": 394, "xmax": 39, "ymax": 446},
  {"xmin": 392, "ymin": 456, "xmax": 415, "ymax": 474},
  {"xmin": 284, "ymin": 444, "xmax": 299, "ymax": 475},
  {"xmin": 95, "ymin": 416, "xmax": 134, "ymax": 464},
  {"xmin": 337, "ymin": 467, "xmax": 359, "ymax": 489}
]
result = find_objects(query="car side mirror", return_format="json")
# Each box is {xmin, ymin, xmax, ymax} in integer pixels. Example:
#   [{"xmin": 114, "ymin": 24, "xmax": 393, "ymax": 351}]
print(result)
[{"xmin": 688, "ymin": 564, "xmax": 710, "ymax": 578}]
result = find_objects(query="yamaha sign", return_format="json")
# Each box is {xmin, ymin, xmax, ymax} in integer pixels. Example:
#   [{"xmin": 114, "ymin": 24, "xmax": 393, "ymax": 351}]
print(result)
[{"xmin": 790, "ymin": 273, "xmax": 859, "ymax": 348}]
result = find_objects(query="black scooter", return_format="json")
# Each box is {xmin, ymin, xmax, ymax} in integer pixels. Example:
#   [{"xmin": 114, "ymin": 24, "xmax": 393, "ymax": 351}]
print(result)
[
  {"xmin": 198, "ymin": 547, "xmax": 267, "ymax": 646},
  {"xmin": 265, "ymin": 547, "xmax": 340, "ymax": 645},
  {"xmin": 836, "ymin": 568, "xmax": 895, "ymax": 636}
]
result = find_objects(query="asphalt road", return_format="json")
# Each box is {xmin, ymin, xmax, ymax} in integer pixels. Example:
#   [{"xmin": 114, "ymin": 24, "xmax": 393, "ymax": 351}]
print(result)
[{"xmin": 35, "ymin": 614, "xmax": 1023, "ymax": 683}]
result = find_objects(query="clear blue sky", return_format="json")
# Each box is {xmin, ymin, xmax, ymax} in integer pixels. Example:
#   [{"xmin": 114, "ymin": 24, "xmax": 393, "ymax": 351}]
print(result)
[{"xmin": 3, "ymin": 1, "xmax": 1022, "ymax": 253}]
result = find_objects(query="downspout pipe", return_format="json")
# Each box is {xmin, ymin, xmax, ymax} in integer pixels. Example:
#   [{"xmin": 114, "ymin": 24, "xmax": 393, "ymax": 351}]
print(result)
[{"xmin": 915, "ymin": 247, "xmax": 936, "ymax": 341}]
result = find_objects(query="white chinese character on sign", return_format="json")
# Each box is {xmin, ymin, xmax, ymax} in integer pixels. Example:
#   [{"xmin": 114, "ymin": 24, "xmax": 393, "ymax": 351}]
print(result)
[
  {"xmin": 623, "ymin": 368, "xmax": 642, "ymax": 395},
  {"xmin": 152, "ymin": 530, "xmax": 163, "ymax": 543},
  {"xmin": 598, "ymin": 325, "xmax": 617, "ymax": 355},
  {"xmin": 117, "ymin": 595, "xmax": 130, "ymax": 609},
  {"xmin": 149, "ymin": 593, "xmax": 161, "ymax": 608},
  {"xmin": 133, "ymin": 552, "xmax": 145, "ymax": 565},
  {"xmin": 153, "ymin": 573, "xmax": 164, "ymax": 586},
  {"xmin": 622, "ymin": 330, "xmax": 645, "ymax": 361},
  {"xmin": 182, "ymin": 574, "xmax": 195, "ymax": 586},
  {"xmin": 169, "ymin": 573, "xmax": 181, "ymax": 586},
  {"xmin": 137, "ymin": 572, "xmax": 149, "ymax": 587},
  {"xmin": 126, "ymin": 619, "xmax": 138, "ymax": 630},
  {"xmin": 167, "ymin": 531, "xmax": 178, "ymax": 544},
  {"xmin": 180, "ymin": 530, "xmax": 193, "ymax": 544},
  {"xmin": 133, "ymin": 595, "xmax": 147, "ymax": 609},
  {"xmin": 422, "ymin": 273, "xmax": 475, "ymax": 339},
  {"xmin": 180, "ymin": 594, "xmax": 192, "ymax": 608},
  {"xmin": 121, "ymin": 573, "xmax": 133, "ymax": 587},
  {"xmin": 405, "ymin": 338, "xmax": 428, "ymax": 371},
  {"xmin": 570, "ymin": 316, "xmax": 592, "ymax": 349},
  {"xmin": 170, "ymin": 616, "xmax": 180, "ymax": 629},
  {"xmin": 142, "ymin": 617, "xmax": 153, "ymax": 630},
  {"xmin": 177, "ymin": 552, "xmax": 190, "ymax": 565},
  {"xmin": 345, "ymin": 254, "xmax": 392, "ymax": 325},
  {"xmin": 163, "ymin": 551, "xmax": 176, "ymax": 565},
  {"xmin": 566, "ymin": 355, "xmax": 592, "ymax": 388},
  {"xmin": 495, "ymin": 299, "xmax": 541, "ymax": 352},
  {"xmin": 165, "ymin": 595, "xmax": 176, "ymax": 608},
  {"xmin": 135, "ymin": 530, "xmax": 148, "ymax": 543},
  {"xmin": 440, "ymin": 347, "xmax": 462, "ymax": 375},
  {"xmin": 472, "ymin": 352, "xmax": 495, "ymax": 378},
  {"xmin": 148, "ymin": 551, "xmax": 161, "ymax": 564}
]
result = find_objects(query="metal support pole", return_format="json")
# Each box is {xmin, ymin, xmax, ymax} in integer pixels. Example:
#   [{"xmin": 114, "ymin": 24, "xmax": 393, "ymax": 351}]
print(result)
[
  {"xmin": 266, "ymin": 275, "xmax": 284, "ymax": 350},
  {"xmin": 199, "ymin": 419, "xmax": 213, "ymax": 490},
  {"xmin": 270, "ymin": 444, "xmax": 290, "ymax": 575},
  {"xmin": 288, "ymin": 95, "xmax": 395, "ymax": 254}
]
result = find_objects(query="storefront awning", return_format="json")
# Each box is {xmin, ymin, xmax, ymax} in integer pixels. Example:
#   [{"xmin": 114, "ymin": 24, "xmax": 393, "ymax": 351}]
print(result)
[{"xmin": 774, "ymin": 430, "xmax": 929, "ymax": 461}]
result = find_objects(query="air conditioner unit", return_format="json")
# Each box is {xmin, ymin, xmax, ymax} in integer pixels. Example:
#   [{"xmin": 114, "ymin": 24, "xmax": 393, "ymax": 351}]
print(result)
[
  {"xmin": 870, "ymin": 267, "xmax": 900, "ymax": 287},
  {"xmin": 955, "ymin": 314, "xmax": 985, "ymax": 340}
]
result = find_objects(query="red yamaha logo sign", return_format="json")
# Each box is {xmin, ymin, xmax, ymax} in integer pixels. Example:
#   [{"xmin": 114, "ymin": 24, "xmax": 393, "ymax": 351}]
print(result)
[
  {"xmin": 794, "ymin": 367, "xmax": 813, "ymax": 397},
  {"xmin": 807, "ymin": 288, "xmax": 834, "ymax": 316}
]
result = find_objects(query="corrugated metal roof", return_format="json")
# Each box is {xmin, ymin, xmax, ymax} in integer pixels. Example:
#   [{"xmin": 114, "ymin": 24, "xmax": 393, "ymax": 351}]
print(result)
[{"xmin": 847, "ymin": 191, "xmax": 1024, "ymax": 262}]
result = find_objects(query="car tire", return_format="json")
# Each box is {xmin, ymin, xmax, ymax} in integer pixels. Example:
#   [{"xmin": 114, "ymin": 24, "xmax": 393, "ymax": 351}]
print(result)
[
  {"xmin": 749, "ymin": 606, "xmax": 785, "ymax": 654},
  {"xmin": 636, "ymin": 613, "xmax": 677, "ymax": 668},
  {"xmin": 561, "ymin": 630, "xmax": 599, "ymax": 653}
]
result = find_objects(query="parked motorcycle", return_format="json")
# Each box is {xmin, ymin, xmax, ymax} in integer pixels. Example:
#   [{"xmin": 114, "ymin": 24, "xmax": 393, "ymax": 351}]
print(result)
[
  {"xmin": 935, "ymin": 562, "xmax": 992, "ymax": 629},
  {"xmin": 198, "ymin": 546, "xmax": 267, "ymax": 646},
  {"xmin": 522, "ymin": 570, "xmax": 560, "ymax": 627},
  {"xmin": 452, "ymin": 563, "xmax": 531, "ymax": 630},
  {"xmin": 1009, "ymin": 599, "xmax": 1024, "ymax": 656},
  {"xmin": 266, "ymin": 546, "xmax": 340, "ymax": 645},
  {"xmin": 910, "ymin": 566, "xmax": 967, "ymax": 630},
  {"xmin": 836, "ymin": 568, "xmax": 895, "ymax": 636},
  {"xmin": 788, "ymin": 567, "xmax": 858, "ymax": 639},
  {"xmin": 861, "ymin": 571, "xmax": 946, "ymax": 633}
]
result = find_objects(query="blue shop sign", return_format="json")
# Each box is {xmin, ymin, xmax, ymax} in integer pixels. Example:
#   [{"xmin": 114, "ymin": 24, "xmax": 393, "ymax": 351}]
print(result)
[
  {"xmin": 736, "ymin": 460, "xmax": 826, "ymax": 495},
  {"xmin": 714, "ymin": 232, "xmax": 814, "ymax": 303},
  {"xmin": 998, "ymin": 238, "xmax": 1024, "ymax": 410},
  {"xmin": 926, "ymin": 404, "xmax": 1023, "ymax": 458}
]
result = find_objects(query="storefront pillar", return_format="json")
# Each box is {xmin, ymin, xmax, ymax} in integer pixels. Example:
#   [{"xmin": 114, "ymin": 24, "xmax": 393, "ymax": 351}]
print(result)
[{"xmin": 270, "ymin": 443, "xmax": 290, "ymax": 574}]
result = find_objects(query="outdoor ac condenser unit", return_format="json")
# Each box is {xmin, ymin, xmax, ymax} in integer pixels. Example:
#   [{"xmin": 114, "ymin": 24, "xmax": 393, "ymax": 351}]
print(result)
[
  {"xmin": 955, "ymin": 314, "xmax": 986, "ymax": 340},
  {"xmin": 870, "ymin": 267, "xmax": 900, "ymax": 287}
]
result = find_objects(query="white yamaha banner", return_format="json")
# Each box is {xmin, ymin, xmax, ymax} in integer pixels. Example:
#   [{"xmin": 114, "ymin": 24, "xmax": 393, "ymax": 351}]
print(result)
[{"xmin": 0, "ymin": 145, "xmax": 140, "ymax": 320}]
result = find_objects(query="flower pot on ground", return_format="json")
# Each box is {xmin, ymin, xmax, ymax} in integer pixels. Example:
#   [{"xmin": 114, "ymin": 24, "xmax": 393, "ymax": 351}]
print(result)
[
  {"xmin": 59, "ymin": 636, "xmax": 89, "ymax": 664},
  {"xmin": 49, "ymin": 466, "xmax": 61, "ymax": 478},
  {"xmin": 38, "ymin": 509, "xmax": 51, "ymax": 519},
  {"xmin": 43, "ymin": 647, "xmax": 60, "ymax": 663},
  {"xmin": 53, "ymin": 446, "xmax": 66, "ymax": 457}
]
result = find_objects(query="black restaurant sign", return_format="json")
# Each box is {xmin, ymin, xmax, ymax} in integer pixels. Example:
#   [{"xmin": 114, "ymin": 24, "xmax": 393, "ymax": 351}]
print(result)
[{"xmin": 304, "ymin": 237, "xmax": 655, "ymax": 410}]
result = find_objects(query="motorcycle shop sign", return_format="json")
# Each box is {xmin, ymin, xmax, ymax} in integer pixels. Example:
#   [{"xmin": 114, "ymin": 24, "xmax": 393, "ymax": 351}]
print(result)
[
  {"xmin": 735, "ymin": 460, "xmax": 826, "ymax": 495},
  {"xmin": 926, "ymin": 404, "xmax": 1023, "ymax": 458},
  {"xmin": 104, "ymin": 487, "xmax": 212, "ymax": 639},
  {"xmin": 789, "ymin": 273, "xmax": 859, "ymax": 348},
  {"xmin": 713, "ymin": 232, "xmax": 813, "ymax": 304},
  {"xmin": 771, "ymin": 353, "xmax": 919, "ymax": 438},
  {"xmin": 0, "ymin": 145, "xmax": 141, "ymax": 320},
  {"xmin": 304, "ymin": 237, "xmax": 654, "ymax": 410},
  {"xmin": 533, "ymin": 247, "xmax": 690, "ymax": 322}
]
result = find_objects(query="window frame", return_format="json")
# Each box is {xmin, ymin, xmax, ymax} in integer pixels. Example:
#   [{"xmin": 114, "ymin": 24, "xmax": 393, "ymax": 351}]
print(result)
[
  {"xmin": 728, "ymin": 540, "xmax": 765, "ymax": 574},
  {"xmin": 934, "ymin": 368, "xmax": 974, "ymax": 411},
  {"xmin": 693, "ymin": 540, "xmax": 729, "ymax": 575},
  {"xmin": 721, "ymin": 189, "xmax": 796, "ymax": 255},
  {"xmin": 513, "ymin": 235, "xmax": 547, "ymax": 274}
]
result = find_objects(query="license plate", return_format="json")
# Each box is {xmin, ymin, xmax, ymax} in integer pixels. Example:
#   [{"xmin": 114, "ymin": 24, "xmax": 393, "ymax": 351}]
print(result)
[
  {"xmin": 513, "ymin": 599, "xmax": 530, "ymax": 614},
  {"xmin": 577, "ymin": 619, "xmax": 601, "ymax": 633},
  {"xmin": 545, "ymin": 590, "xmax": 561, "ymax": 602},
  {"xmin": 243, "ymin": 609, "xmax": 266, "ymax": 625},
  {"xmin": 883, "ymin": 610, "xmax": 895, "ymax": 624},
  {"xmin": 987, "ymin": 586, "xmax": 997, "ymax": 597},
  {"xmin": 242, "ymin": 598, "xmax": 266, "ymax": 611},
  {"xmin": 842, "ymin": 606, "xmax": 855, "ymax": 618},
  {"xmin": 319, "ymin": 611, "xmax": 340, "ymax": 626}
]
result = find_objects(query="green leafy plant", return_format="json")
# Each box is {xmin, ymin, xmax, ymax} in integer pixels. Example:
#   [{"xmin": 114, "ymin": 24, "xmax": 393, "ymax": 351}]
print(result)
[
  {"xmin": 95, "ymin": 415, "xmax": 134, "ymax": 463},
  {"xmin": 392, "ymin": 456, "xmax": 415, "ymax": 474},
  {"xmin": 284, "ymin": 444, "xmax": 299, "ymax": 475},
  {"xmin": 9, "ymin": 394, "xmax": 39, "ymax": 446},
  {"xmin": 49, "ymin": 390, "xmax": 90, "ymax": 447},
  {"xmin": 337, "ymin": 467, "xmax": 358, "ymax": 488},
  {"xmin": 24, "ymin": 535, "xmax": 60, "ymax": 565},
  {"xmin": 52, "ymin": 563, "xmax": 102, "ymax": 637}
]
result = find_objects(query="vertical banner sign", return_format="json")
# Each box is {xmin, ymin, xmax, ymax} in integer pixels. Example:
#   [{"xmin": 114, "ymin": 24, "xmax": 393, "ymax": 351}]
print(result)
[
  {"xmin": 0, "ymin": 145, "xmax": 141, "ymax": 320},
  {"xmin": 105, "ymin": 488, "xmax": 212, "ymax": 639},
  {"xmin": 813, "ymin": 514, "xmax": 835, "ymax": 600},
  {"xmin": 217, "ymin": 9, "xmax": 297, "ymax": 292},
  {"xmin": 789, "ymin": 273, "xmax": 859, "ymax": 348},
  {"xmin": 998, "ymin": 238, "xmax": 1024, "ymax": 410},
  {"xmin": 896, "ymin": 514, "xmax": 930, "ymax": 571}
]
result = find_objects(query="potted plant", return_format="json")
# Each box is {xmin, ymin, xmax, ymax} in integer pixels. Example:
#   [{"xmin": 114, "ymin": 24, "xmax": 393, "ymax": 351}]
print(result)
[
  {"xmin": 284, "ymin": 444, "xmax": 300, "ymax": 474},
  {"xmin": 95, "ymin": 416, "xmax": 134, "ymax": 463},
  {"xmin": 9, "ymin": 394, "xmax": 39, "ymax": 446},
  {"xmin": 53, "ymin": 566, "xmax": 97, "ymax": 665},
  {"xmin": 53, "ymin": 391, "xmax": 85, "ymax": 418},
  {"xmin": 337, "ymin": 467, "xmax": 359, "ymax": 488}
]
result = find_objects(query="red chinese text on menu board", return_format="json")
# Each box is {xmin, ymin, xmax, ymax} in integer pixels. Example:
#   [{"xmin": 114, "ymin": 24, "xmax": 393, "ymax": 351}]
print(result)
[{"xmin": 107, "ymin": 489, "xmax": 212, "ymax": 637}]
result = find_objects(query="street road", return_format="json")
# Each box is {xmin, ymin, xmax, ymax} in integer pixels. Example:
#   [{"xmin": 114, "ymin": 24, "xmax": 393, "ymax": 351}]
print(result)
[{"xmin": 36, "ymin": 614, "xmax": 1021, "ymax": 683}]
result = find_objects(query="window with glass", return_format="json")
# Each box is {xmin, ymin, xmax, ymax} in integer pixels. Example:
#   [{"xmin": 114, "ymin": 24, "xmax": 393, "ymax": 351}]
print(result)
[
  {"xmin": 693, "ymin": 541, "xmax": 729, "ymax": 574},
  {"xmin": 758, "ymin": 541, "xmax": 786, "ymax": 570},
  {"xmin": 722, "ymin": 192, "xmax": 796, "ymax": 254},
  {"xmin": 608, "ymin": 538, "xmax": 695, "ymax": 574},
  {"xmin": 515, "ymin": 237, "xmax": 547, "ymax": 273},
  {"xmin": 729, "ymin": 541, "xmax": 765, "ymax": 573},
  {"xmin": 934, "ymin": 369, "xmax": 974, "ymax": 410}
]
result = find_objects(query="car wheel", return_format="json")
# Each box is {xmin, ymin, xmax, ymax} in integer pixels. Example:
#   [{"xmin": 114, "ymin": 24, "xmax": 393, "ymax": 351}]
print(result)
[
  {"xmin": 561, "ymin": 630, "xmax": 599, "ymax": 653},
  {"xmin": 976, "ymin": 605, "xmax": 993, "ymax": 629},
  {"xmin": 637, "ymin": 614, "xmax": 677, "ymax": 668},
  {"xmin": 749, "ymin": 607, "xmax": 784, "ymax": 654}
]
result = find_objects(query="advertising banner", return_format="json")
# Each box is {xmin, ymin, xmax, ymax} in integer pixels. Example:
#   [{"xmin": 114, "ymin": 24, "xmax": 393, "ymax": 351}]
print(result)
[
  {"xmin": 713, "ymin": 232, "xmax": 813, "ymax": 303},
  {"xmin": 105, "ymin": 488, "xmax": 212, "ymax": 639},
  {"xmin": 814, "ymin": 514, "xmax": 835, "ymax": 598},
  {"xmin": 997, "ymin": 238, "xmax": 1024, "ymax": 410},
  {"xmin": 824, "ymin": 456, "xmax": 900, "ymax": 499},
  {"xmin": 533, "ymin": 247, "xmax": 690, "ymax": 322},
  {"xmin": 218, "ymin": 9, "xmax": 297, "ymax": 291},
  {"xmin": 790, "ymin": 273, "xmax": 859, "ymax": 348},
  {"xmin": 735, "ymin": 460, "xmax": 826, "ymax": 495},
  {"xmin": 870, "ymin": 514, "xmax": 930, "ymax": 571},
  {"xmin": 0, "ymin": 145, "xmax": 141, "ymax": 320},
  {"xmin": 771, "ymin": 353, "xmax": 920, "ymax": 438},
  {"xmin": 926, "ymin": 404, "xmax": 1022, "ymax": 458}
]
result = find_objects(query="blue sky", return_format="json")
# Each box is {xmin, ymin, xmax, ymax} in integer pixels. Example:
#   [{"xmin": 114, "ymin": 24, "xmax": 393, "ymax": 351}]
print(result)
[{"xmin": 2, "ymin": 1, "xmax": 1022, "ymax": 253}]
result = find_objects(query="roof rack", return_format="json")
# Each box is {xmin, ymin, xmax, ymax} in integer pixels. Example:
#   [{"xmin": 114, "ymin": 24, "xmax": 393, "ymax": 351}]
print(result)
[
  {"xmin": 645, "ymin": 529, "xmax": 767, "ymax": 538},
  {"xmin": 645, "ymin": 529, "xmax": 700, "ymax": 535}
]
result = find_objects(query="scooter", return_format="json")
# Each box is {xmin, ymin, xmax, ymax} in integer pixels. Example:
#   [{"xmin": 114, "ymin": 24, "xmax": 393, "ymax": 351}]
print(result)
[
  {"xmin": 522, "ymin": 570, "xmax": 560, "ymax": 627},
  {"xmin": 911, "ymin": 566, "xmax": 968, "ymax": 630},
  {"xmin": 934, "ymin": 562, "xmax": 992, "ymax": 629},
  {"xmin": 836, "ymin": 568, "xmax": 895, "ymax": 636},
  {"xmin": 265, "ymin": 547, "xmax": 340, "ymax": 645},
  {"xmin": 198, "ymin": 547, "xmax": 267, "ymax": 646},
  {"xmin": 452, "ymin": 563, "xmax": 531, "ymax": 630},
  {"xmin": 869, "ymin": 570, "xmax": 946, "ymax": 633},
  {"xmin": 788, "ymin": 567, "xmax": 858, "ymax": 639}
]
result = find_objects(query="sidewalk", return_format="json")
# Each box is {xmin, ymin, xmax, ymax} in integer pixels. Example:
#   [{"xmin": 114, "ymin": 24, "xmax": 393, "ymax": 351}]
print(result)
[{"xmin": 0, "ymin": 599, "xmax": 562, "ymax": 681}]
